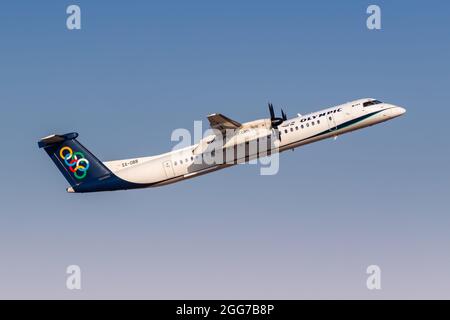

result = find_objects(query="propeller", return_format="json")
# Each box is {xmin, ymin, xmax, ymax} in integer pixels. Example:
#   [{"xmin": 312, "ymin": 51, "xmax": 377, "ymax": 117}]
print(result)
[{"xmin": 268, "ymin": 103, "xmax": 286, "ymax": 129}]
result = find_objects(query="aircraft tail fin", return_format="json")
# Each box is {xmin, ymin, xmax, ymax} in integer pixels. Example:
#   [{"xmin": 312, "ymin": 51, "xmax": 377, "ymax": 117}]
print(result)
[{"xmin": 38, "ymin": 132, "xmax": 112, "ymax": 192}]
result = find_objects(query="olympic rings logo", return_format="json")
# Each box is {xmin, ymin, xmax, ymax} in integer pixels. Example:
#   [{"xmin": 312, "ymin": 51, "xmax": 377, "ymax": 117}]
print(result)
[{"xmin": 59, "ymin": 146, "xmax": 90, "ymax": 180}]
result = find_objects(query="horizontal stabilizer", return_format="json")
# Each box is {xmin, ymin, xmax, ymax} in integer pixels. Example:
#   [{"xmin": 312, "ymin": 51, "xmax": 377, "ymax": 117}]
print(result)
[{"xmin": 38, "ymin": 132, "xmax": 79, "ymax": 149}]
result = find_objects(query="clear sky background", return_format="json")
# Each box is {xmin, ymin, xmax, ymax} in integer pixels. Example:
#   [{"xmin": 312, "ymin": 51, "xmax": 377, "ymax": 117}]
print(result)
[{"xmin": 0, "ymin": 0, "xmax": 449, "ymax": 299}]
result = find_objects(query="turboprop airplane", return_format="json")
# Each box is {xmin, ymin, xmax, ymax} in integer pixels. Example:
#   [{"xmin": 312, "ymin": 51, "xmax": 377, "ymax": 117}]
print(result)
[{"xmin": 38, "ymin": 98, "xmax": 405, "ymax": 193}]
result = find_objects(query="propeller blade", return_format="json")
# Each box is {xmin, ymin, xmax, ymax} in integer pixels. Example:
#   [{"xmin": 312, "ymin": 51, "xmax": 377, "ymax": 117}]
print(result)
[
  {"xmin": 268, "ymin": 103, "xmax": 275, "ymax": 120},
  {"xmin": 267, "ymin": 102, "xmax": 284, "ymax": 129},
  {"xmin": 281, "ymin": 109, "xmax": 287, "ymax": 121}
]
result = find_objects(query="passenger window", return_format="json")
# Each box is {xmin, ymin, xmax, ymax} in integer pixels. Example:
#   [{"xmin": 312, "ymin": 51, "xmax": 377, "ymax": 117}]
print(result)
[
  {"xmin": 284, "ymin": 129, "xmax": 288, "ymax": 134},
  {"xmin": 312, "ymin": 121, "xmax": 315, "ymax": 126},
  {"xmin": 290, "ymin": 128, "xmax": 293, "ymax": 132},
  {"xmin": 306, "ymin": 123, "xmax": 309, "ymax": 127},
  {"xmin": 301, "ymin": 125, "xmax": 304, "ymax": 129},
  {"xmin": 295, "ymin": 126, "xmax": 298, "ymax": 130}
]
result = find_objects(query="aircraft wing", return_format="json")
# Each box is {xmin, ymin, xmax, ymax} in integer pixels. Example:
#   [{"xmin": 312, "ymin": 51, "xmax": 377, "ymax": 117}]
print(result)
[{"xmin": 207, "ymin": 113, "xmax": 241, "ymax": 132}]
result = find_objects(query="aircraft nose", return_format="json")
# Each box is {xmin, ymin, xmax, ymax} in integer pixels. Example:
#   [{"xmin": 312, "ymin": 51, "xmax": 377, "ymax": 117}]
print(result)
[
  {"xmin": 396, "ymin": 106, "xmax": 406, "ymax": 115},
  {"xmin": 389, "ymin": 105, "xmax": 406, "ymax": 117}
]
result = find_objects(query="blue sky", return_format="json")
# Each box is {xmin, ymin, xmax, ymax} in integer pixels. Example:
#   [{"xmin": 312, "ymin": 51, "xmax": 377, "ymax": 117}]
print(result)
[{"xmin": 0, "ymin": 0, "xmax": 449, "ymax": 298}]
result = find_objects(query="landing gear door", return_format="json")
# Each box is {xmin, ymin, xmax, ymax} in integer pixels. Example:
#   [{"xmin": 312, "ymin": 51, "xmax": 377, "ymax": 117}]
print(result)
[
  {"xmin": 162, "ymin": 160, "xmax": 175, "ymax": 179},
  {"xmin": 327, "ymin": 115, "xmax": 337, "ymax": 131}
]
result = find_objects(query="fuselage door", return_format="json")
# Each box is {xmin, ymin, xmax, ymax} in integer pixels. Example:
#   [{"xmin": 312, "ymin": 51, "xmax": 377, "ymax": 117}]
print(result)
[
  {"xmin": 327, "ymin": 114, "xmax": 337, "ymax": 131},
  {"xmin": 162, "ymin": 160, "xmax": 175, "ymax": 179}
]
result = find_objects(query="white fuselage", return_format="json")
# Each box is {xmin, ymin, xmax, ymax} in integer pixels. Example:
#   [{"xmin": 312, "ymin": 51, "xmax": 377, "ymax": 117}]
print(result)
[{"xmin": 102, "ymin": 98, "xmax": 405, "ymax": 188}]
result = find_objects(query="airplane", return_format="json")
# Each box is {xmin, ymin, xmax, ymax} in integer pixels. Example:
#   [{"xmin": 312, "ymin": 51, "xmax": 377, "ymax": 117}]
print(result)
[{"xmin": 38, "ymin": 98, "xmax": 406, "ymax": 193}]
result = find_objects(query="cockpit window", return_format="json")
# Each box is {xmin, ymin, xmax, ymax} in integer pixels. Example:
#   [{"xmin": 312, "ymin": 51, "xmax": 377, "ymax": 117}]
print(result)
[{"xmin": 363, "ymin": 100, "xmax": 382, "ymax": 107}]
